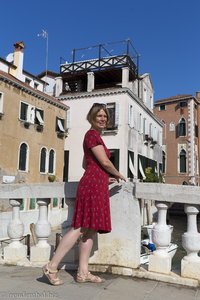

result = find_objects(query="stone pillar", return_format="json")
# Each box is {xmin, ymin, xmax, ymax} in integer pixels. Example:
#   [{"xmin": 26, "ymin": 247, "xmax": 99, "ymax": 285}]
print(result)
[
  {"xmin": 181, "ymin": 204, "xmax": 200, "ymax": 280},
  {"xmin": 149, "ymin": 202, "xmax": 172, "ymax": 274},
  {"xmin": 122, "ymin": 67, "xmax": 129, "ymax": 88},
  {"xmin": 4, "ymin": 199, "xmax": 27, "ymax": 264},
  {"xmin": 30, "ymin": 198, "xmax": 51, "ymax": 266},
  {"xmin": 87, "ymin": 72, "xmax": 95, "ymax": 92},
  {"xmin": 55, "ymin": 76, "xmax": 63, "ymax": 97},
  {"xmin": 89, "ymin": 182, "xmax": 141, "ymax": 276}
]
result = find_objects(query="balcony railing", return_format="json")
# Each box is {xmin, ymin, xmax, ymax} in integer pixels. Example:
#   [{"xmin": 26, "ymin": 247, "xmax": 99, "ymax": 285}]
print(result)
[{"xmin": 0, "ymin": 181, "xmax": 200, "ymax": 286}]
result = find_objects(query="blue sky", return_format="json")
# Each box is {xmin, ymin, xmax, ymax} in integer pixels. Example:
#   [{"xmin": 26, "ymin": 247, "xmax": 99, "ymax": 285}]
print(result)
[{"xmin": 1, "ymin": 0, "xmax": 200, "ymax": 100}]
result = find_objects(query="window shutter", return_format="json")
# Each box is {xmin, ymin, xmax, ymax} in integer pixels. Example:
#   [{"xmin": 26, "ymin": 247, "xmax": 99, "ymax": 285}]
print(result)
[
  {"xmin": 128, "ymin": 104, "xmax": 131, "ymax": 126},
  {"xmin": 115, "ymin": 102, "xmax": 119, "ymax": 127},
  {"xmin": 66, "ymin": 109, "xmax": 70, "ymax": 129},
  {"xmin": 27, "ymin": 105, "xmax": 35, "ymax": 123},
  {"xmin": 144, "ymin": 119, "xmax": 149, "ymax": 135}
]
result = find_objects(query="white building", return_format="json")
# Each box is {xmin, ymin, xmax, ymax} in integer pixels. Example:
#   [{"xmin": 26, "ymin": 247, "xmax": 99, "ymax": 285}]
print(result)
[{"xmin": 54, "ymin": 41, "xmax": 163, "ymax": 181}]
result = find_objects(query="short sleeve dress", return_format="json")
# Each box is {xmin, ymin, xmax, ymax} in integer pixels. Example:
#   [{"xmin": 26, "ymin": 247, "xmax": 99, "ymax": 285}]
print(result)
[{"xmin": 71, "ymin": 129, "xmax": 111, "ymax": 234}]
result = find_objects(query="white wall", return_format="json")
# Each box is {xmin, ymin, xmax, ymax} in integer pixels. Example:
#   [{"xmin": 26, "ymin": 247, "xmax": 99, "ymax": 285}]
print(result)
[{"xmin": 62, "ymin": 89, "xmax": 162, "ymax": 181}]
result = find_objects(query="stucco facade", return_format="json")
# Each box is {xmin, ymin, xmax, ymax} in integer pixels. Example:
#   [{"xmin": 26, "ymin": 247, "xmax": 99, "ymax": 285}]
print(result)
[
  {"xmin": 54, "ymin": 42, "xmax": 163, "ymax": 182},
  {"xmin": 154, "ymin": 94, "xmax": 200, "ymax": 185},
  {"xmin": 0, "ymin": 42, "xmax": 68, "ymax": 184},
  {"xmin": 60, "ymin": 88, "xmax": 162, "ymax": 182}
]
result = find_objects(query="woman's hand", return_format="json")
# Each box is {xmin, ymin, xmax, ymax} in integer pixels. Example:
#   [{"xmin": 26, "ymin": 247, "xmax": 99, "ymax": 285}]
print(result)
[
  {"xmin": 109, "ymin": 175, "xmax": 126, "ymax": 184},
  {"xmin": 109, "ymin": 177, "xmax": 117, "ymax": 184},
  {"xmin": 115, "ymin": 174, "xmax": 126, "ymax": 182}
]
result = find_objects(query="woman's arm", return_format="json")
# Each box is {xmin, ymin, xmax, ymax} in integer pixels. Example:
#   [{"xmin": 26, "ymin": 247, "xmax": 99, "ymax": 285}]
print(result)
[
  {"xmin": 82, "ymin": 155, "xmax": 86, "ymax": 170},
  {"xmin": 91, "ymin": 145, "xmax": 126, "ymax": 181}
]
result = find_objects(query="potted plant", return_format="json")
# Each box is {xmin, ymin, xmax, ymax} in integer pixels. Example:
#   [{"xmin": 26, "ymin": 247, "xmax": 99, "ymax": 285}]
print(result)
[{"xmin": 48, "ymin": 175, "xmax": 56, "ymax": 182}]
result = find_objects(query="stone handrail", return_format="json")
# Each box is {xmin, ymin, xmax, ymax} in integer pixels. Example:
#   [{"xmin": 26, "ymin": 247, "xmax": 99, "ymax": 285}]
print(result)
[{"xmin": 0, "ymin": 181, "xmax": 200, "ymax": 286}]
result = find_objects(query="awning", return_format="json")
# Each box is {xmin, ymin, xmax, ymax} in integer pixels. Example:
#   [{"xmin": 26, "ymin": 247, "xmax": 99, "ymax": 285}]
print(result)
[
  {"xmin": 57, "ymin": 119, "xmax": 65, "ymax": 132},
  {"xmin": 36, "ymin": 110, "xmax": 44, "ymax": 125},
  {"xmin": 129, "ymin": 155, "xmax": 136, "ymax": 177},
  {"xmin": 139, "ymin": 159, "xmax": 146, "ymax": 180}
]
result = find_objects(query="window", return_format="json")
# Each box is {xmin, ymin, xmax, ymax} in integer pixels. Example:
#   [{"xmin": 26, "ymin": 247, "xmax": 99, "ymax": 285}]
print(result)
[
  {"xmin": 128, "ymin": 104, "xmax": 133, "ymax": 128},
  {"xmin": 20, "ymin": 102, "xmax": 44, "ymax": 127},
  {"xmin": 143, "ymin": 118, "xmax": 147, "ymax": 135},
  {"xmin": 109, "ymin": 149, "xmax": 119, "ymax": 171},
  {"xmin": 49, "ymin": 149, "xmax": 55, "ymax": 174},
  {"xmin": 180, "ymin": 101, "xmax": 187, "ymax": 108},
  {"xmin": 159, "ymin": 104, "xmax": 165, "ymax": 111},
  {"xmin": 139, "ymin": 114, "xmax": 142, "ymax": 132},
  {"xmin": 0, "ymin": 92, "xmax": 4, "ymax": 114},
  {"xmin": 40, "ymin": 147, "xmax": 47, "ymax": 173},
  {"xmin": 25, "ymin": 78, "xmax": 31, "ymax": 85},
  {"xmin": 20, "ymin": 102, "xmax": 29, "ymax": 121},
  {"xmin": 143, "ymin": 88, "xmax": 147, "ymax": 103},
  {"xmin": 18, "ymin": 143, "xmax": 28, "ymax": 171},
  {"xmin": 34, "ymin": 83, "xmax": 39, "ymax": 89},
  {"xmin": 195, "ymin": 125, "xmax": 198, "ymax": 138},
  {"xmin": 162, "ymin": 151, "xmax": 166, "ymax": 173},
  {"xmin": 176, "ymin": 118, "xmax": 186, "ymax": 137},
  {"xmin": 179, "ymin": 149, "xmax": 187, "ymax": 173},
  {"xmin": 149, "ymin": 123, "xmax": 152, "ymax": 139},
  {"xmin": 56, "ymin": 117, "xmax": 65, "ymax": 132},
  {"xmin": 106, "ymin": 102, "xmax": 118, "ymax": 130}
]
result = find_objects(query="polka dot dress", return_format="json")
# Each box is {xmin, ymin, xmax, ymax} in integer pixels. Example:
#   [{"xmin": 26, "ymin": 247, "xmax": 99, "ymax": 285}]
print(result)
[{"xmin": 71, "ymin": 129, "xmax": 111, "ymax": 234}]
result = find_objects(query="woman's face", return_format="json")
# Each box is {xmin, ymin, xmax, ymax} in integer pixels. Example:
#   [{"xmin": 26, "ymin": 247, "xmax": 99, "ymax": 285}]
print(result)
[{"xmin": 92, "ymin": 109, "xmax": 108, "ymax": 132}]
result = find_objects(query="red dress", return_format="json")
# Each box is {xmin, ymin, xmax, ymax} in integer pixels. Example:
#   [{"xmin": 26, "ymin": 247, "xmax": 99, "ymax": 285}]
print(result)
[{"xmin": 71, "ymin": 129, "xmax": 111, "ymax": 233}]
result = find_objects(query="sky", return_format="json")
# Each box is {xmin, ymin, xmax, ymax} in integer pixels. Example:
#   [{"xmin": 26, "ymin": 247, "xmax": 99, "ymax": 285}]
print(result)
[{"xmin": 1, "ymin": 0, "xmax": 200, "ymax": 101}]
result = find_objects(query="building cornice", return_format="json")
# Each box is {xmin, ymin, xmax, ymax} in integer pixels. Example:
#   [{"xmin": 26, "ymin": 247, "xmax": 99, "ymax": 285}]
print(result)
[
  {"xmin": 0, "ymin": 71, "xmax": 69, "ymax": 111},
  {"xmin": 59, "ymin": 87, "xmax": 163, "ymax": 126}
]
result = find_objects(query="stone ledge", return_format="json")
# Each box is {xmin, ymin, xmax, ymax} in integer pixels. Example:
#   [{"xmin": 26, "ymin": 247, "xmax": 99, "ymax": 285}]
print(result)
[{"xmin": 88, "ymin": 264, "xmax": 199, "ymax": 288}]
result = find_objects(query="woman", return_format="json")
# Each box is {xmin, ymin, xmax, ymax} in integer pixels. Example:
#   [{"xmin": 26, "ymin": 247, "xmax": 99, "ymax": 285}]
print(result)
[{"xmin": 43, "ymin": 103, "xmax": 126, "ymax": 285}]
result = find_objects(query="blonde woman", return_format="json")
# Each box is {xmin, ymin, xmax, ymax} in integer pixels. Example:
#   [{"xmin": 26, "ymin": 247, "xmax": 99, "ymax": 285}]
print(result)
[{"xmin": 43, "ymin": 103, "xmax": 126, "ymax": 285}]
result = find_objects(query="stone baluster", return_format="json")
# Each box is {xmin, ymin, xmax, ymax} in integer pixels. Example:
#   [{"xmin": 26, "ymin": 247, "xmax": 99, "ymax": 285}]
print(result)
[
  {"xmin": 181, "ymin": 204, "xmax": 200, "ymax": 280},
  {"xmin": 149, "ymin": 201, "xmax": 173, "ymax": 274},
  {"xmin": 30, "ymin": 198, "xmax": 51, "ymax": 266},
  {"xmin": 4, "ymin": 199, "xmax": 27, "ymax": 263}
]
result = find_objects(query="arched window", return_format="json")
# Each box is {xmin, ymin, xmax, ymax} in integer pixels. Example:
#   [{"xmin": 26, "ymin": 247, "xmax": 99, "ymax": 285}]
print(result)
[
  {"xmin": 176, "ymin": 118, "xmax": 186, "ymax": 137},
  {"xmin": 162, "ymin": 151, "xmax": 166, "ymax": 173},
  {"xmin": 179, "ymin": 149, "xmax": 187, "ymax": 173},
  {"xmin": 40, "ymin": 147, "xmax": 47, "ymax": 173},
  {"xmin": 49, "ymin": 149, "xmax": 55, "ymax": 174},
  {"xmin": 19, "ymin": 143, "xmax": 28, "ymax": 171}
]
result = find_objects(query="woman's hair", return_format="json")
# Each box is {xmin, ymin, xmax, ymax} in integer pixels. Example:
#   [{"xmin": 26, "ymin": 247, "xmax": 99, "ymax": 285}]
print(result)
[{"xmin": 87, "ymin": 103, "xmax": 110, "ymax": 125}]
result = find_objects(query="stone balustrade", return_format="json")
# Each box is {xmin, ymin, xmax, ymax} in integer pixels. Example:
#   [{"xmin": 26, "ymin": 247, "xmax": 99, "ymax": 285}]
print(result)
[{"xmin": 0, "ymin": 181, "xmax": 200, "ymax": 286}]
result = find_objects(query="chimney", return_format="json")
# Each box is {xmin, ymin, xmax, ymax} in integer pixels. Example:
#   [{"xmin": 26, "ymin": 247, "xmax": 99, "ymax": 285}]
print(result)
[
  {"xmin": 9, "ymin": 41, "xmax": 25, "ymax": 80},
  {"xmin": 196, "ymin": 92, "xmax": 200, "ymax": 100}
]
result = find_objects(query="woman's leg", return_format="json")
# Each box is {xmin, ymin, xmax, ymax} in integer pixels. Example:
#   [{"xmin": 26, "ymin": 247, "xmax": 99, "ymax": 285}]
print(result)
[
  {"xmin": 49, "ymin": 227, "xmax": 82, "ymax": 269},
  {"xmin": 78, "ymin": 229, "xmax": 96, "ymax": 274},
  {"xmin": 44, "ymin": 227, "xmax": 82, "ymax": 283}
]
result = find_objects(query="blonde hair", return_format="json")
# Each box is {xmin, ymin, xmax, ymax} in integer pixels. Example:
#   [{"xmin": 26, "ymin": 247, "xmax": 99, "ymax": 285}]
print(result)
[{"xmin": 87, "ymin": 103, "xmax": 110, "ymax": 125}]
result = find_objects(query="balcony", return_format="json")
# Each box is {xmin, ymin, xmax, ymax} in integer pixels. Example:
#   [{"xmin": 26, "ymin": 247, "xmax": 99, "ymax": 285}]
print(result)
[{"xmin": 0, "ymin": 182, "xmax": 200, "ymax": 287}]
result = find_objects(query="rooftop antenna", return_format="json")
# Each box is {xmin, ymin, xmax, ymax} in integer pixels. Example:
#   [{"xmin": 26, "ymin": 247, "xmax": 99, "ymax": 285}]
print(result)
[{"xmin": 37, "ymin": 29, "xmax": 48, "ymax": 92}]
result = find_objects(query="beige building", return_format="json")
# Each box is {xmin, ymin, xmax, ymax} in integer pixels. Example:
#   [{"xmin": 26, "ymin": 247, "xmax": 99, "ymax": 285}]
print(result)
[{"xmin": 0, "ymin": 42, "xmax": 69, "ymax": 184}]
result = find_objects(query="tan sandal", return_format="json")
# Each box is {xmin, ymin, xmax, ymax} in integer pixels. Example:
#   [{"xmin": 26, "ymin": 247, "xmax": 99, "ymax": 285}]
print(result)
[
  {"xmin": 76, "ymin": 271, "xmax": 105, "ymax": 283},
  {"xmin": 42, "ymin": 263, "xmax": 64, "ymax": 286}
]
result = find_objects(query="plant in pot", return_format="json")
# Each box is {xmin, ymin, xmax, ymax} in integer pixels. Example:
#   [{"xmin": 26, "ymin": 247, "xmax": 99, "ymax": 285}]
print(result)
[{"xmin": 48, "ymin": 175, "xmax": 56, "ymax": 182}]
